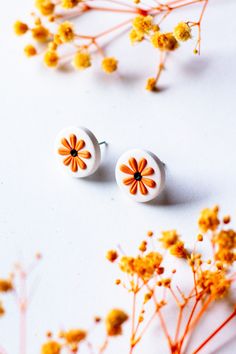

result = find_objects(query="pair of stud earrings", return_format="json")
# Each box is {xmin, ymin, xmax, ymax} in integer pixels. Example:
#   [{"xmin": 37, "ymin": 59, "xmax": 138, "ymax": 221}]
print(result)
[{"xmin": 55, "ymin": 126, "xmax": 166, "ymax": 203}]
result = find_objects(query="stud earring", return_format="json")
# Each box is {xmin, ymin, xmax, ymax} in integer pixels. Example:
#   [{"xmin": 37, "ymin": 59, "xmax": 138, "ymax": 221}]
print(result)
[
  {"xmin": 55, "ymin": 126, "xmax": 106, "ymax": 178},
  {"xmin": 115, "ymin": 149, "xmax": 166, "ymax": 203}
]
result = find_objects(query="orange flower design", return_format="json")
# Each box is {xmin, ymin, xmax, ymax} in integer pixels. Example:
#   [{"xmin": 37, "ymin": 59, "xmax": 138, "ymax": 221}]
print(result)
[
  {"xmin": 120, "ymin": 158, "xmax": 156, "ymax": 195},
  {"xmin": 58, "ymin": 134, "xmax": 91, "ymax": 172}
]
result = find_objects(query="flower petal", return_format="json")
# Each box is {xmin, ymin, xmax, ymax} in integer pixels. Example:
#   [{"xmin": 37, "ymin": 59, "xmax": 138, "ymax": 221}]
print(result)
[
  {"xmin": 123, "ymin": 177, "xmax": 135, "ymax": 185},
  {"xmin": 78, "ymin": 150, "xmax": 91, "ymax": 159},
  {"xmin": 70, "ymin": 134, "xmax": 77, "ymax": 149},
  {"xmin": 141, "ymin": 167, "xmax": 155, "ymax": 176},
  {"xmin": 76, "ymin": 157, "xmax": 87, "ymax": 170},
  {"xmin": 130, "ymin": 180, "xmax": 138, "ymax": 195},
  {"xmin": 61, "ymin": 138, "xmax": 71, "ymax": 150},
  {"xmin": 139, "ymin": 181, "xmax": 148, "ymax": 195},
  {"xmin": 120, "ymin": 164, "xmax": 134, "ymax": 175},
  {"xmin": 58, "ymin": 148, "xmax": 70, "ymax": 156},
  {"xmin": 76, "ymin": 139, "xmax": 85, "ymax": 151},
  {"xmin": 63, "ymin": 156, "xmax": 72, "ymax": 166},
  {"xmin": 129, "ymin": 157, "xmax": 138, "ymax": 172},
  {"xmin": 138, "ymin": 158, "xmax": 147, "ymax": 173},
  {"xmin": 71, "ymin": 157, "xmax": 78, "ymax": 172},
  {"xmin": 142, "ymin": 178, "xmax": 156, "ymax": 188}
]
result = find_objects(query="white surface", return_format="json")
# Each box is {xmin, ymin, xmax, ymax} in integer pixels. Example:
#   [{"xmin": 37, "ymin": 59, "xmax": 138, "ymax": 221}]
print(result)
[{"xmin": 0, "ymin": 0, "xmax": 236, "ymax": 353}]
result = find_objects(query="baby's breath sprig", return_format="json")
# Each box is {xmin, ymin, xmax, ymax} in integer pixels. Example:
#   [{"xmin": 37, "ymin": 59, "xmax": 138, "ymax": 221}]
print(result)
[
  {"xmin": 14, "ymin": 0, "xmax": 210, "ymax": 90},
  {"xmin": 107, "ymin": 206, "xmax": 236, "ymax": 353}
]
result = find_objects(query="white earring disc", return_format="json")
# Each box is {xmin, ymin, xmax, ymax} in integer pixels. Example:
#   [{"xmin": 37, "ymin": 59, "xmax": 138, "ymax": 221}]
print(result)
[
  {"xmin": 55, "ymin": 126, "xmax": 101, "ymax": 178},
  {"xmin": 115, "ymin": 149, "xmax": 165, "ymax": 203}
]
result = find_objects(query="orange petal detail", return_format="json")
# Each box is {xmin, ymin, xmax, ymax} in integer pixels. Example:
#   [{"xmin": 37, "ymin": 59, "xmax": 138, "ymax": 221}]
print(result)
[
  {"xmin": 123, "ymin": 177, "xmax": 135, "ymax": 185},
  {"xmin": 78, "ymin": 150, "xmax": 91, "ymax": 159},
  {"xmin": 139, "ymin": 181, "xmax": 148, "ymax": 195},
  {"xmin": 142, "ymin": 178, "xmax": 156, "ymax": 188},
  {"xmin": 76, "ymin": 157, "xmax": 87, "ymax": 170},
  {"xmin": 58, "ymin": 148, "xmax": 70, "ymax": 156},
  {"xmin": 141, "ymin": 167, "xmax": 155, "ymax": 176},
  {"xmin": 70, "ymin": 134, "xmax": 77, "ymax": 149},
  {"xmin": 120, "ymin": 164, "xmax": 134, "ymax": 175},
  {"xmin": 130, "ymin": 180, "xmax": 138, "ymax": 195},
  {"xmin": 63, "ymin": 156, "xmax": 72, "ymax": 166},
  {"xmin": 129, "ymin": 158, "xmax": 138, "ymax": 172},
  {"xmin": 76, "ymin": 139, "xmax": 85, "ymax": 151},
  {"xmin": 138, "ymin": 158, "xmax": 147, "ymax": 173},
  {"xmin": 71, "ymin": 157, "xmax": 78, "ymax": 172},
  {"xmin": 61, "ymin": 138, "xmax": 71, "ymax": 150}
]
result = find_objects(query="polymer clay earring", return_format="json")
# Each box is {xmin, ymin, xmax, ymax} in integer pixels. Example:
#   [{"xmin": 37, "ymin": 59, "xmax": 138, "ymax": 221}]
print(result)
[
  {"xmin": 115, "ymin": 149, "xmax": 165, "ymax": 203},
  {"xmin": 55, "ymin": 126, "xmax": 105, "ymax": 178}
]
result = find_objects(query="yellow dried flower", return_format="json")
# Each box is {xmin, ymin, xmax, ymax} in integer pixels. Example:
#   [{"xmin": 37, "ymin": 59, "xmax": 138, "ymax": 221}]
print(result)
[
  {"xmin": 61, "ymin": 329, "xmax": 87, "ymax": 344},
  {"xmin": 223, "ymin": 215, "xmax": 231, "ymax": 224},
  {"xmin": 24, "ymin": 45, "xmax": 37, "ymax": 57},
  {"xmin": 73, "ymin": 51, "xmax": 91, "ymax": 70},
  {"xmin": 106, "ymin": 250, "xmax": 118, "ymax": 262},
  {"xmin": 197, "ymin": 234, "xmax": 203, "ymax": 242},
  {"xmin": 129, "ymin": 29, "xmax": 144, "ymax": 44},
  {"xmin": 35, "ymin": 0, "xmax": 55, "ymax": 15},
  {"xmin": 61, "ymin": 0, "xmax": 80, "ymax": 8},
  {"xmin": 159, "ymin": 230, "xmax": 179, "ymax": 249},
  {"xmin": 57, "ymin": 22, "xmax": 74, "ymax": 42},
  {"xmin": 0, "ymin": 302, "xmax": 5, "ymax": 317},
  {"xmin": 146, "ymin": 78, "xmax": 156, "ymax": 91},
  {"xmin": 44, "ymin": 50, "xmax": 59, "ymax": 67},
  {"xmin": 14, "ymin": 21, "xmax": 28, "ymax": 36},
  {"xmin": 215, "ymin": 249, "xmax": 235, "ymax": 265},
  {"xmin": 169, "ymin": 241, "xmax": 187, "ymax": 259},
  {"xmin": 32, "ymin": 25, "xmax": 49, "ymax": 42},
  {"xmin": 139, "ymin": 241, "xmax": 147, "ymax": 252},
  {"xmin": 53, "ymin": 34, "xmax": 63, "ymax": 46},
  {"xmin": 147, "ymin": 231, "xmax": 153, "ymax": 237},
  {"xmin": 151, "ymin": 32, "xmax": 178, "ymax": 51},
  {"xmin": 0, "ymin": 279, "xmax": 13, "ymax": 292},
  {"xmin": 174, "ymin": 22, "xmax": 191, "ymax": 42},
  {"xmin": 105, "ymin": 309, "xmax": 128, "ymax": 336},
  {"xmin": 48, "ymin": 42, "xmax": 58, "ymax": 51},
  {"xmin": 213, "ymin": 230, "xmax": 236, "ymax": 249},
  {"xmin": 102, "ymin": 57, "xmax": 118, "ymax": 74},
  {"xmin": 119, "ymin": 252, "xmax": 162, "ymax": 281},
  {"xmin": 132, "ymin": 15, "xmax": 153, "ymax": 34},
  {"xmin": 197, "ymin": 270, "xmax": 230, "ymax": 299},
  {"xmin": 41, "ymin": 341, "xmax": 61, "ymax": 354},
  {"xmin": 198, "ymin": 207, "xmax": 220, "ymax": 233}
]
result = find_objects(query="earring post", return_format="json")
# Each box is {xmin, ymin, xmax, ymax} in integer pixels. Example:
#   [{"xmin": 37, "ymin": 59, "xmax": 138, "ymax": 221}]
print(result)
[{"xmin": 99, "ymin": 141, "xmax": 107, "ymax": 145}]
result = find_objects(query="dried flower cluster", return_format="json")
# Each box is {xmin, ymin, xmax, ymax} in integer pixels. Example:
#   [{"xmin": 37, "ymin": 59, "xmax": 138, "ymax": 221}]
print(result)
[
  {"xmin": 1, "ymin": 207, "xmax": 236, "ymax": 354},
  {"xmin": 107, "ymin": 206, "xmax": 236, "ymax": 353},
  {"xmin": 14, "ymin": 0, "xmax": 209, "ymax": 90}
]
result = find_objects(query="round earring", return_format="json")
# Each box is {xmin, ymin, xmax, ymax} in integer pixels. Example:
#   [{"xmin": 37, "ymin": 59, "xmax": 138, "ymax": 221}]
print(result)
[
  {"xmin": 115, "ymin": 149, "xmax": 166, "ymax": 203},
  {"xmin": 55, "ymin": 126, "xmax": 106, "ymax": 178}
]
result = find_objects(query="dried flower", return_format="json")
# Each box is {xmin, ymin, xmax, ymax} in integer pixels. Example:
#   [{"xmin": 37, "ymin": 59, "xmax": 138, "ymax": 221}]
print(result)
[
  {"xmin": 61, "ymin": 0, "xmax": 80, "ymax": 8},
  {"xmin": 0, "ymin": 279, "xmax": 13, "ymax": 292},
  {"xmin": 73, "ymin": 51, "xmax": 91, "ymax": 70},
  {"xmin": 159, "ymin": 230, "xmax": 179, "ymax": 249},
  {"xmin": 151, "ymin": 32, "xmax": 178, "ymax": 51},
  {"xmin": 41, "ymin": 341, "xmax": 61, "ymax": 354},
  {"xmin": 174, "ymin": 22, "xmax": 191, "ymax": 41},
  {"xmin": 106, "ymin": 250, "xmax": 118, "ymax": 262},
  {"xmin": 129, "ymin": 29, "xmax": 144, "ymax": 44},
  {"xmin": 105, "ymin": 309, "xmax": 128, "ymax": 336},
  {"xmin": 57, "ymin": 22, "xmax": 74, "ymax": 42},
  {"xmin": 132, "ymin": 15, "xmax": 153, "ymax": 35},
  {"xmin": 61, "ymin": 329, "xmax": 87, "ymax": 344},
  {"xmin": 44, "ymin": 50, "xmax": 59, "ymax": 67},
  {"xmin": 35, "ymin": 0, "xmax": 55, "ymax": 15},
  {"xmin": 198, "ymin": 206, "xmax": 220, "ymax": 233},
  {"xmin": 24, "ymin": 45, "xmax": 37, "ymax": 57},
  {"xmin": 32, "ymin": 25, "xmax": 49, "ymax": 42},
  {"xmin": 14, "ymin": 21, "xmax": 28, "ymax": 35},
  {"xmin": 102, "ymin": 57, "xmax": 118, "ymax": 74}
]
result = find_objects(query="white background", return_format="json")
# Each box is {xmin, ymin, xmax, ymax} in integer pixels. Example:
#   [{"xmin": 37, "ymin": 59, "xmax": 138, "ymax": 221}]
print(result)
[{"xmin": 0, "ymin": 0, "xmax": 236, "ymax": 353}]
